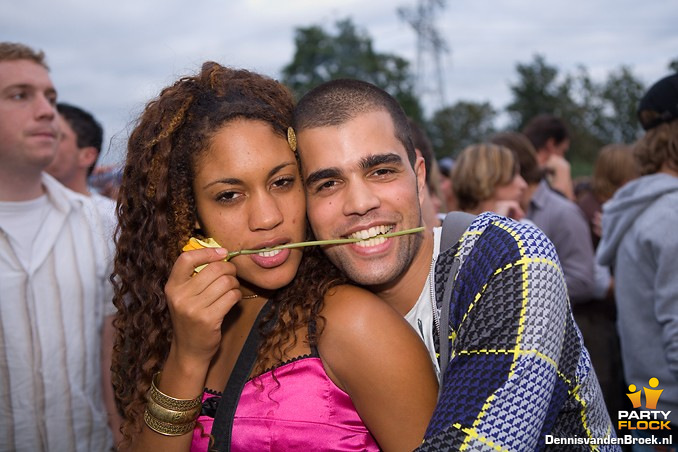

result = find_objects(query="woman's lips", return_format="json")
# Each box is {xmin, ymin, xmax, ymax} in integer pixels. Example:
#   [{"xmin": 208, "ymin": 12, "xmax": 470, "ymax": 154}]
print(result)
[{"xmin": 247, "ymin": 247, "xmax": 291, "ymax": 268}]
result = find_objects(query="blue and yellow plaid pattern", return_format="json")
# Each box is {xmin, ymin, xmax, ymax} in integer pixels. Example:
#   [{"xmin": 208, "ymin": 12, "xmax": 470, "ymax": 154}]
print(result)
[{"xmin": 419, "ymin": 213, "xmax": 618, "ymax": 451}]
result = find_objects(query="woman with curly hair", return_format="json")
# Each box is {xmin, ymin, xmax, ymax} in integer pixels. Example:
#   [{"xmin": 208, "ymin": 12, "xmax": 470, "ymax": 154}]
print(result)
[{"xmin": 111, "ymin": 61, "xmax": 437, "ymax": 452}]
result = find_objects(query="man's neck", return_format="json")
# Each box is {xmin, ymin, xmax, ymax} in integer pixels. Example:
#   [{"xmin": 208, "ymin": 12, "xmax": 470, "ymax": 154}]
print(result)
[
  {"xmin": 659, "ymin": 163, "xmax": 678, "ymax": 178},
  {"xmin": 371, "ymin": 228, "xmax": 435, "ymax": 316},
  {"xmin": 536, "ymin": 150, "xmax": 550, "ymax": 167},
  {"xmin": 0, "ymin": 167, "xmax": 45, "ymax": 201},
  {"xmin": 66, "ymin": 177, "xmax": 91, "ymax": 196}
]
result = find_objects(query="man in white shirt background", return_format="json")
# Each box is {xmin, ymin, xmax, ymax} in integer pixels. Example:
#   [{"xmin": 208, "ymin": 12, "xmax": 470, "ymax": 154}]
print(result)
[{"xmin": 0, "ymin": 41, "xmax": 120, "ymax": 451}]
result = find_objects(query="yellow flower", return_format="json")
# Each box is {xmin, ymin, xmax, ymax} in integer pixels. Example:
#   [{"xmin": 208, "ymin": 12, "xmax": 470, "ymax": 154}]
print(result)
[
  {"xmin": 182, "ymin": 237, "xmax": 221, "ymax": 252},
  {"xmin": 182, "ymin": 237, "xmax": 222, "ymax": 273}
]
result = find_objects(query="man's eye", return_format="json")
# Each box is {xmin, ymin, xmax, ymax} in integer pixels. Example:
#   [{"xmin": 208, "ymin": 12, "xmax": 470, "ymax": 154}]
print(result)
[
  {"xmin": 316, "ymin": 180, "xmax": 337, "ymax": 192},
  {"xmin": 372, "ymin": 168, "xmax": 395, "ymax": 177}
]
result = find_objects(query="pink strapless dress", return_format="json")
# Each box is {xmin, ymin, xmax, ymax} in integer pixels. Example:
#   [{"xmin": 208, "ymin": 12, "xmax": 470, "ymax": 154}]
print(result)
[{"xmin": 191, "ymin": 356, "xmax": 379, "ymax": 451}]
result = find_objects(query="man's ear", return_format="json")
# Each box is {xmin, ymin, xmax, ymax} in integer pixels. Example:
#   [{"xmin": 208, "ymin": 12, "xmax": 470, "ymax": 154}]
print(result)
[
  {"xmin": 544, "ymin": 137, "xmax": 557, "ymax": 155},
  {"xmin": 79, "ymin": 147, "xmax": 98, "ymax": 170},
  {"xmin": 414, "ymin": 150, "xmax": 427, "ymax": 208}
]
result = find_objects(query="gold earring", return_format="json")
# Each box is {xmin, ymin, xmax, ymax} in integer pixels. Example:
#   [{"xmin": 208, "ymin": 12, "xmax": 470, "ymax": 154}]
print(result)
[{"xmin": 287, "ymin": 127, "xmax": 297, "ymax": 152}]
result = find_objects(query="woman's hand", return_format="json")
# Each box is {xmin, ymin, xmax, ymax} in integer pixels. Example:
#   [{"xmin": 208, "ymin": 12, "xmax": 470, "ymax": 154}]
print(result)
[
  {"xmin": 493, "ymin": 199, "xmax": 525, "ymax": 221},
  {"xmin": 164, "ymin": 247, "xmax": 241, "ymax": 369}
]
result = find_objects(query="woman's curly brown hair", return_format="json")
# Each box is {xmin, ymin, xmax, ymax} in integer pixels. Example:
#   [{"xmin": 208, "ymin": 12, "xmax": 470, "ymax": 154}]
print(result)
[
  {"xmin": 634, "ymin": 120, "xmax": 678, "ymax": 175},
  {"xmin": 111, "ymin": 62, "xmax": 346, "ymax": 443}
]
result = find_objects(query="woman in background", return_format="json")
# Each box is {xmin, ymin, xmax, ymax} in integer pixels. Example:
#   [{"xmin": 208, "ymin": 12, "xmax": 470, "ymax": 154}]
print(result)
[
  {"xmin": 450, "ymin": 142, "xmax": 527, "ymax": 220},
  {"xmin": 577, "ymin": 143, "xmax": 640, "ymax": 248},
  {"xmin": 574, "ymin": 143, "xmax": 639, "ymax": 422}
]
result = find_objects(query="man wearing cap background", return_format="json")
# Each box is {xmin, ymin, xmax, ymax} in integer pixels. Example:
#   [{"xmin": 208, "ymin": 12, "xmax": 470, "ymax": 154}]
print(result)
[{"xmin": 597, "ymin": 73, "xmax": 678, "ymax": 446}]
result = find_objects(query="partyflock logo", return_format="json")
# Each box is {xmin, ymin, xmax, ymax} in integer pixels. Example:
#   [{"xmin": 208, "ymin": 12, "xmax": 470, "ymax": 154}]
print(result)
[{"xmin": 618, "ymin": 377, "xmax": 671, "ymax": 431}]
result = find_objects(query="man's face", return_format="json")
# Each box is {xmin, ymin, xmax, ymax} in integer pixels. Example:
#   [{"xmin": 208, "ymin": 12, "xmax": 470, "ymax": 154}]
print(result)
[
  {"xmin": 297, "ymin": 109, "xmax": 426, "ymax": 287},
  {"xmin": 0, "ymin": 59, "xmax": 58, "ymax": 171},
  {"xmin": 46, "ymin": 115, "xmax": 81, "ymax": 184}
]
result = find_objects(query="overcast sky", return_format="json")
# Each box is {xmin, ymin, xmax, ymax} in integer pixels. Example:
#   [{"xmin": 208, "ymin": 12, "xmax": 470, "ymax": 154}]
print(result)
[{"xmin": 3, "ymin": 0, "xmax": 677, "ymax": 165}]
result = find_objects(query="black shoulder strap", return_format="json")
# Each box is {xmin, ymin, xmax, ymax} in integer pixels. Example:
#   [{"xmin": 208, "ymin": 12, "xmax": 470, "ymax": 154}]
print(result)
[
  {"xmin": 211, "ymin": 300, "xmax": 274, "ymax": 451},
  {"xmin": 438, "ymin": 211, "xmax": 475, "ymax": 379}
]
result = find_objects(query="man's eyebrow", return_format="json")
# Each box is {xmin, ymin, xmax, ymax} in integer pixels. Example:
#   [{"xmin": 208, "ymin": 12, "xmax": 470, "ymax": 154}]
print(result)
[
  {"xmin": 2, "ymin": 83, "xmax": 56, "ymax": 94},
  {"xmin": 1, "ymin": 83, "xmax": 30, "ymax": 94},
  {"xmin": 305, "ymin": 153, "xmax": 404, "ymax": 187},
  {"xmin": 304, "ymin": 167, "xmax": 342, "ymax": 187},
  {"xmin": 360, "ymin": 153, "xmax": 403, "ymax": 169}
]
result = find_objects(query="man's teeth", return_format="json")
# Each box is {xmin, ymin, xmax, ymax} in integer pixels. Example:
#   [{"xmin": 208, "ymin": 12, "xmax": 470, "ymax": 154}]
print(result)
[
  {"xmin": 348, "ymin": 225, "xmax": 393, "ymax": 247},
  {"xmin": 355, "ymin": 236, "xmax": 387, "ymax": 248},
  {"xmin": 257, "ymin": 249, "xmax": 282, "ymax": 258}
]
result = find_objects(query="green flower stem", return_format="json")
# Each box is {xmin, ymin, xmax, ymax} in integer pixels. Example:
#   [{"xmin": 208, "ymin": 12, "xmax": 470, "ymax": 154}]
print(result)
[{"xmin": 226, "ymin": 226, "xmax": 425, "ymax": 261}]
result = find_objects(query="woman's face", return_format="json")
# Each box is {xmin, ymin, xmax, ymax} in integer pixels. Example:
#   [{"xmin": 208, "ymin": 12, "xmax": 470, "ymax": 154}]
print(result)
[
  {"xmin": 493, "ymin": 171, "xmax": 527, "ymax": 204},
  {"xmin": 193, "ymin": 119, "xmax": 305, "ymax": 291}
]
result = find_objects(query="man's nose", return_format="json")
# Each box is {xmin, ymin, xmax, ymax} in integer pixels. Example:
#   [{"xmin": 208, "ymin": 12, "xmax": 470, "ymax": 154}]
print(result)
[{"xmin": 342, "ymin": 179, "xmax": 380, "ymax": 216}]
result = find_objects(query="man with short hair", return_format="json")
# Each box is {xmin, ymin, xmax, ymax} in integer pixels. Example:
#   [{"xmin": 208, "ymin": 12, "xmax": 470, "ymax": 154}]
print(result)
[
  {"xmin": 0, "ymin": 42, "xmax": 119, "ymax": 451},
  {"xmin": 46, "ymin": 103, "xmax": 102, "ymax": 194},
  {"xmin": 294, "ymin": 79, "xmax": 616, "ymax": 451},
  {"xmin": 523, "ymin": 113, "xmax": 575, "ymax": 200},
  {"xmin": 46, "ymin": 103, "xmax": 116, "ymax": 235}
]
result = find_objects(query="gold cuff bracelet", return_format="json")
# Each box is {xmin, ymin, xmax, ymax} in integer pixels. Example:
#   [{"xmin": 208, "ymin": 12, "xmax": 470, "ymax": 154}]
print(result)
[{"xmin": 143, "ymin": 409, "xmax": 195, "ymax": 437}]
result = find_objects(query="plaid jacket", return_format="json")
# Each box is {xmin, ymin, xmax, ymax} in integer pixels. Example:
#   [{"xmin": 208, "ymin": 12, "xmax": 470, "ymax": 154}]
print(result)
[{"xmin": 418, "ymin": 213, "xmax": 619, "ymax": 451}]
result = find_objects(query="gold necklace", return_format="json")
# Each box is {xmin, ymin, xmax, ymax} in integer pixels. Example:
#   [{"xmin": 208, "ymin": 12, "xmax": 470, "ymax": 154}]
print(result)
[{"xmin": 241, "ymin": 294, "xmax": 259, "ymax": 300}]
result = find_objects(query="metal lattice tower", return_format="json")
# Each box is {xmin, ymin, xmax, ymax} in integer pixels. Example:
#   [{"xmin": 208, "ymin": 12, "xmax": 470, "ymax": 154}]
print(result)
[{"xmin": 398, "ymin": 0, "xmax": 449, "ymax": 110}]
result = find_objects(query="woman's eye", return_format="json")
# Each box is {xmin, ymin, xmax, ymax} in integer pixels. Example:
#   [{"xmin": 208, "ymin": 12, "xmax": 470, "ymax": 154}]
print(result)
[
  {"xmin": 272, "ymin": 176, "xmax": 295, "ymax": 189},
  {"xmin": 215, "ymin": 191, "xmax": 241, "ymax": 203}
]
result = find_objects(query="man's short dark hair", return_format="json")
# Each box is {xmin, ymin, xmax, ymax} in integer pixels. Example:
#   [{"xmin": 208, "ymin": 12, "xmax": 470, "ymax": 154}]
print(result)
[
  {"xmin": 293, "ymin": 79, "xmax": 417, "ymax": 166},
  {"xmin": 522, "ymin": 114, "xmax": 569, "ymax": 151},
  {"xmin": 57, "ymin": 103, "xmax": 104, "ymax": 175},
  {"xmin": 407, "ymin": 117, "xmax": 434, "ymax": 184}
]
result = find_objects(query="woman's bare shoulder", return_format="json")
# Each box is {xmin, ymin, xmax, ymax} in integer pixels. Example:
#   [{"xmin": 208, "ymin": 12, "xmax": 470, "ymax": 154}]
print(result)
[{"xmin": 320, "ymin": 284, "xmax": 402, "ymax": 330}]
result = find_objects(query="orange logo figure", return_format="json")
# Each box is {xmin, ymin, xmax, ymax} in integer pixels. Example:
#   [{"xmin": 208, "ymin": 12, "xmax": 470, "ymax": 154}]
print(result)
[
  {"xmin": 644, "ymin": 377, "xmax": 663, "ymax": 410},
  {"xmin": 626, "ymin": 378, "xmax": 663, "ymax": 409},
  {"xmin": 626, "ymin": 384, "xmax": 642, "ymax": 409}
]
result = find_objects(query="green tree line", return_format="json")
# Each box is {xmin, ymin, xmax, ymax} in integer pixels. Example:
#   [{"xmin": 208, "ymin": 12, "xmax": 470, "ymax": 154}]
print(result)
[{"xmin": 281, "ymin": 18, "xmax": 678, "ymax": 176}]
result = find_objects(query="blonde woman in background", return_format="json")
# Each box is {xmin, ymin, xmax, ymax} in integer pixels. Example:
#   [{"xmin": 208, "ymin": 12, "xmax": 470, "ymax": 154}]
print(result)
[{"xmin": 450, "ymin": 143, "xmax": 527, "ymax": 220}]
